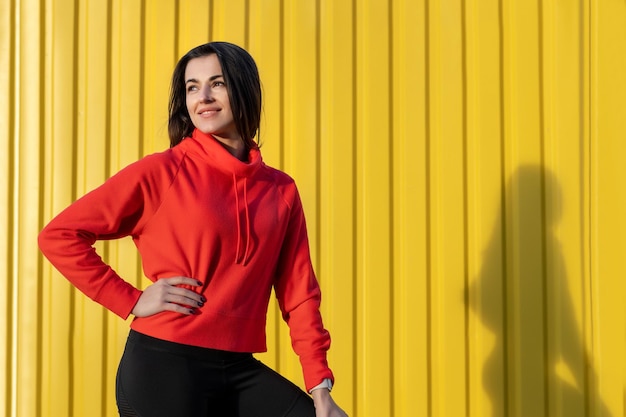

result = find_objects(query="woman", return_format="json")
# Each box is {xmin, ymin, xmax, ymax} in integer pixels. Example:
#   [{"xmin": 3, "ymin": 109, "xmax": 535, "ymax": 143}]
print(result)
[{"xmin": 39, "ymin": 41, "xmax": 348, "ymax": 417}]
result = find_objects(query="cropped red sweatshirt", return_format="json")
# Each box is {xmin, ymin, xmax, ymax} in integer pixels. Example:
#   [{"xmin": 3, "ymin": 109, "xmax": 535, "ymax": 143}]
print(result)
[{"xmin": 38, "ymin": 129, "xmax": 333, "ymax": 390}]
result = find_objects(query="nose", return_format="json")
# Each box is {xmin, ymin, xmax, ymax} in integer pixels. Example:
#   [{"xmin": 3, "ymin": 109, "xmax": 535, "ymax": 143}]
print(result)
[{"xmin": 200, "ymin": 84, "xmax": 214, "ymax": 102}]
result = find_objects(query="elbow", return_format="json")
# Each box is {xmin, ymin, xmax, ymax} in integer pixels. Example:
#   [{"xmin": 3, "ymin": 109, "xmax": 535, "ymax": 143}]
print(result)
[
  {"xmin": 37, "ymin": 225, "xmax": 53, "ymax": 257},
  {"xmin": 38, "ymin": 223, "xmax": 62, "ymax": 259}
]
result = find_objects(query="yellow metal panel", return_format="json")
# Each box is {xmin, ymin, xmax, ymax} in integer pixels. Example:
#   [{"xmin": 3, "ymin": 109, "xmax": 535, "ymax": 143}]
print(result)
[
  {"xmin": 465, "ymin": 1, "xmax": 507, "ymax": 416},
  {"xmin": 319, "ymin": 0, "xmax": 356, "ymax": 414},
  {"xmin": 177, "ymin": 0, "xmax": 212, "ymax": 55},
  {"xmin": 41, "ymin": 0, "xmax": 77, "ymax": 415},
  {"xmin": 356, "ymin": 0, "xmax": 392, "ymax": 415},
  {"xmin": 544, "ymin": 1, "xmax": 590, "ymax": 416},
  {"xmin": 427, "ymin": 1, "xmax": 468, "ymax": 416},
  {"xmin": 504, "ymin": 2, "xmax": 546, "ymax": 416},
  {"xmin": 211, "ymin": 0, "xmax": 249, "ymax": 47},
  {"xmin": 143, "ymin": 0, "xmax": 177, "ymax": 154},
  {"xmin": 391, "ymin": 1, "xmax": 428, "ymax": 416},
  {"xmin": 248, "ymin": 0, "xmax": 282, "ymax": 167},
  {"xmin": 279, "ymin": 0, "xmax": 321, "ymax": 389},
  {"xmin": 15, "ymin": 0, "xmax": 44, "ymax": 415},
  {"xmin": 248, "ymin": 0, "xmax": 283, "ymax": 371},
  {"xmin": 0, "ymin": 1, "xmax": 14, "ymax": 417},
  {"xmin": 106, "ymin": 2, "xmax": 147, "ymax": 416},
  {"xmin": 73, "ymin": 1, "xmax": 111, "ymax": 415},
  {"xmin": 592, "ymin": 0, "xmax": 626, "ymax": 416}
]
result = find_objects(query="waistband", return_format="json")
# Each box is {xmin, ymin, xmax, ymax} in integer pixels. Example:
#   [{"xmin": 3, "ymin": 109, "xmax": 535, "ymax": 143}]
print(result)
[{"xmin": 127, "ymin": 329, "xmax": 254, "ymax": 362}]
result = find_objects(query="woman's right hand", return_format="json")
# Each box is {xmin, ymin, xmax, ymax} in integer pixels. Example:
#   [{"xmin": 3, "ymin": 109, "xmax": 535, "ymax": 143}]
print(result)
[{"xmin": 131, "ymin": 276, "xmax": 205, "ymax": 317}]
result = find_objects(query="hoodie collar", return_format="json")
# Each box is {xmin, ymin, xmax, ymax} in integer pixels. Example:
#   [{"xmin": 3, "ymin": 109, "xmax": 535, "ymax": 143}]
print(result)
[
  {"xmin": 180, "ymin": 128, "xmax": 262, "ymax": 176},
  {"xmin": 181, "ymin": 129, "xmax": 258, "ymax": 265}
]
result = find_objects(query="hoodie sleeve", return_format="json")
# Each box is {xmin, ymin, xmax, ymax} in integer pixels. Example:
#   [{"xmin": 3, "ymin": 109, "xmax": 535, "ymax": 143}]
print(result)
[
  {"xmin": 273, "ymin": 185, "xmax": 334, "ymax": 392},
  {"xmin": 38, "ymin": 153, "xmax": 175, "ymax": 319}
]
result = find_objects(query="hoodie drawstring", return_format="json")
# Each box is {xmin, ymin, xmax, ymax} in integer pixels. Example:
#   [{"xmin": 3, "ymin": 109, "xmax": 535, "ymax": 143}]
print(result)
[
  {"xmin": 233, "ymin": 174, "xmax": 251, "ymax": 265},
  {"xmin": 242, "ymin": 177, "xmax": 251, "ymax": 265}
]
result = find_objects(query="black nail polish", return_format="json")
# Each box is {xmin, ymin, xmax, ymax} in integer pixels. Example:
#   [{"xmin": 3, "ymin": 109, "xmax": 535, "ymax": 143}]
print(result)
[{"xmin": 198, "ymin": 302, "xmax": 204, "ymax": 307}]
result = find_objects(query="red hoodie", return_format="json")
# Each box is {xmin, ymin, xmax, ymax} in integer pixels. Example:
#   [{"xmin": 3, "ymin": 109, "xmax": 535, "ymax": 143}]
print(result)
[{"xmin": 38, "ymin": 128, "xmax": 333, "ymax": 390}]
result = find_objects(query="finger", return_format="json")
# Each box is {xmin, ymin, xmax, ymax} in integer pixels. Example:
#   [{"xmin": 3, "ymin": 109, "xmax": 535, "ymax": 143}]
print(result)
[
  {"xmin": 167, "ymin": 287, "xmax": 206, "ymax": 305},
  {"xmin": 163, "ymin": 302, "xmax": 197, "ymax": 315},
  {"xmin": 160, "ymin": 276, "xmax": 203, "ymax": 287},
  {"xmin": 163, "ymin": 293, "xmax": 204, "ymax": 308}
]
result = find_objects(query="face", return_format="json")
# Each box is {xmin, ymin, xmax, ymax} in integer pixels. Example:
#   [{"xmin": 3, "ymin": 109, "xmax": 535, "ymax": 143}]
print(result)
[{"xmin": 185, "ymin": 54, "xmax": 240, "ymax": 142}]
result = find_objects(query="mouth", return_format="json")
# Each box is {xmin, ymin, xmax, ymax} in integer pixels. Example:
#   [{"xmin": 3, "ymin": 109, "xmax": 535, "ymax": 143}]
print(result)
[{"xmin": 197, "ymin": 108, "xmax": 220, "ymax": 118}]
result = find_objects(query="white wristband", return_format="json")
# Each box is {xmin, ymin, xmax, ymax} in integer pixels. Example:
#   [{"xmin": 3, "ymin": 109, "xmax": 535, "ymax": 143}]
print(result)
[{"xmin": 309, "ymin": 378, "xmax": 333, "ymax": 393}]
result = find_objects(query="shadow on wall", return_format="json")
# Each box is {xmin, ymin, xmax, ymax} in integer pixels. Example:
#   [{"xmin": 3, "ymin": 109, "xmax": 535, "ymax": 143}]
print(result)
[{"xmin": 469, "ymin": 165, "xmax": 612, "ymax": 417}]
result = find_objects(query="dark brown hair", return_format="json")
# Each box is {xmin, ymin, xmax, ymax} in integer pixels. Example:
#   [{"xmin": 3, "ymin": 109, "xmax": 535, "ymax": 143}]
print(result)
[{"xmin": 168, "ymin": 42, "xmax": 262, "ymax": 148}]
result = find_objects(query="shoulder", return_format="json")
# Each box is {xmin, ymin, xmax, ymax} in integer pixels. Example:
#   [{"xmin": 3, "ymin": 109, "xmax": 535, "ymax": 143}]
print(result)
[
  {"xmin": 134, "ymin": 146, "xmax": 186, "ymax": 170},
  {"xmin": 261, "ymin": 163, "xmax": 296, "ymax": 186},
  {"xmin": 112, "ymin": 146, "xmax": 186, "ymax": 183},
  {"xmin": 258, "ymin": 163, "xmax": 302, "ymax": 208}
]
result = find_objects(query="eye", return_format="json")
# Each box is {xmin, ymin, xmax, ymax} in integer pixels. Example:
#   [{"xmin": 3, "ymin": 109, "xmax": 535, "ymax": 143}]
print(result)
[
  {"xmin": 186, "ymin": 85, "xmax": 198, "ymax": 92},
  {"xmin": 212, "ymin": 81, "xmax": 225, "ymax": 88}
]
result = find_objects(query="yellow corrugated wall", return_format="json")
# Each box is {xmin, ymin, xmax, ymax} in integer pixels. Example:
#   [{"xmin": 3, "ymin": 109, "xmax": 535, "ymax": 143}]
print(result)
[{"xmin": 1, "ymin": 0, "xmax": 624, "ymax": 416}]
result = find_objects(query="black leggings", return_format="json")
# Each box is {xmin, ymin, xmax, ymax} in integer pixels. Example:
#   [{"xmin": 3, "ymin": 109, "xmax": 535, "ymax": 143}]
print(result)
[{"xmin": 116, "ymin": 330, "xmax": 315, "ymax": 417}]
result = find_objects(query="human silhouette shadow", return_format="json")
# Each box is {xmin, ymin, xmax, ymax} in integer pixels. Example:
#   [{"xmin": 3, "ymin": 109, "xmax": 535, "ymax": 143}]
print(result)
[{"xmin": 468, "ymin": 165, "xmax": 612, "ymax": 417}]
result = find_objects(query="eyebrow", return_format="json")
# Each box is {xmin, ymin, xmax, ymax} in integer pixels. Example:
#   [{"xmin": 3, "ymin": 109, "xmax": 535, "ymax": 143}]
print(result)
[{"xmin": 185, "ymin": 74, "xmax": 224, "ymax": 84}]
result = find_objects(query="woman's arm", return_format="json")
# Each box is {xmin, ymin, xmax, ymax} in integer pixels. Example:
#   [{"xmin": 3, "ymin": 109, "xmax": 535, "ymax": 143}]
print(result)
[{"xmin": 39, "ymin": 153, "xmax": 175, "ymax": 317}]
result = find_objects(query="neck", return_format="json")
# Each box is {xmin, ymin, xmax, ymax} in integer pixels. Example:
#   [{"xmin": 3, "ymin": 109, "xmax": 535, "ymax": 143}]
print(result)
[{"xmin": 213, "ymin": 135, "xmax": 247, "ymax": 162}]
